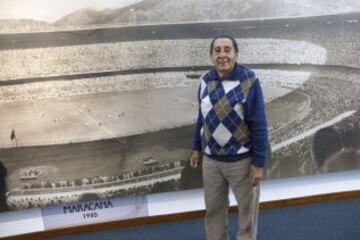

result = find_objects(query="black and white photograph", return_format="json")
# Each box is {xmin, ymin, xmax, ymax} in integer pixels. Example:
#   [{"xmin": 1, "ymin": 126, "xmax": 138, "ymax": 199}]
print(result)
[{"xmin": 0, "ymin": 0, "xmax": 359, "ymax": 212}]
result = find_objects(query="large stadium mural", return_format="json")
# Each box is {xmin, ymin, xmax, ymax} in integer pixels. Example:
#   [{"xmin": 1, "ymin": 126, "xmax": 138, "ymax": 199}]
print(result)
[{"xmin": 0, "ymin": 0, "xmax": 359, "ymax": 212}]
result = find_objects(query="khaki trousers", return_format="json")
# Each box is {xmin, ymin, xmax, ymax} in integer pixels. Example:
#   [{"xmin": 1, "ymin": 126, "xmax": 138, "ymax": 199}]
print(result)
[{"xmin": 202, "ymin": 155, "xmax": 260, "ymax": 240}]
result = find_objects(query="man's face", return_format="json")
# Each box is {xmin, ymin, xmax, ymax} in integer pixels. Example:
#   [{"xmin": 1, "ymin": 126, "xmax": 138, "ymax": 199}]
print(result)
[{"xmin": 211, "ymin": 38, "xmax": 238, "ymax": 78}]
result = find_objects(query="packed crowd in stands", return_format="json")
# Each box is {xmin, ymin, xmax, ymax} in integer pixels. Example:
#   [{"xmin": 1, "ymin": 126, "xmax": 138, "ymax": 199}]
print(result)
[
  {"xmin": 7, "ymin": 193, "xmax": 79, "ymax": 209},
  {"xmin": 104, "ymin": 179, "xmax": 178, "ymax": 198},
  {"xmin": 269, "ymin": 108, "xmax": 360, "ymax": 179},
  {"xmin": 18, "ymin": 160, "xmax": 184, "ymax": 192},
  {"xmin": 267, "ymin": 69, "xmax": 360, "ymax": 179},
  {"xmin": 270, "ymin": 72, "xmax": 360, "ymax": 144},
  {"xmin": 0, "ymin": 37, "xmax": 358, "ymax": 104},
  {"xmin": 272, "ymin": 28, "xmax": 360, "ymax": 68},
  {"xmin": 0, "ymin": 72, "xmax": 197, "ymax": 103},
  {"xmin": 334, "ymin": 111, "xmax": 360, "ymax": 134},
  {"xmin": 7, "ymin": 160, "xmax": 185, "ymax": 210},
  {"xmin": 1, "ymin": 37, "xmax": 347, "ymax": 81},
  {"xmin": 0, "ymin": 40, "xmax": 208, "ymax": 80},
  {"xmin": 268, "ymin": 135, "xmax": 314, "ymax": 179}
]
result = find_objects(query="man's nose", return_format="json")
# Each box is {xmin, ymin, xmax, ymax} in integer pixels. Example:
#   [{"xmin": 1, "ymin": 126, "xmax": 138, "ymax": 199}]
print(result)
[{"xmin": 219, "ymin": 50, "xmax": 226, "ymax": 57}]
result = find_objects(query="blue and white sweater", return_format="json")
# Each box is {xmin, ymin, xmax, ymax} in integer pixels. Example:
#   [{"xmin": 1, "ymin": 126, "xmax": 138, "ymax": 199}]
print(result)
[{"xmin": 192, "ymin": 63, "xmax": 268, "ymax": 167}]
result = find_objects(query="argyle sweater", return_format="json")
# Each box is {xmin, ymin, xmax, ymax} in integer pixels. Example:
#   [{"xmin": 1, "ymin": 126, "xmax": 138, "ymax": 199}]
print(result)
[{"xmin": 192, "ymin": 64, "xmax": 268, "ymax": 167}]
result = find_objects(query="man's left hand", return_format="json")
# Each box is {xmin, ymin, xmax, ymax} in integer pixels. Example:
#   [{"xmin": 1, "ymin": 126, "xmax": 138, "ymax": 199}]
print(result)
[{"xmin": 250, "ymin": 165, "xmax": 263, "ymax": 187}]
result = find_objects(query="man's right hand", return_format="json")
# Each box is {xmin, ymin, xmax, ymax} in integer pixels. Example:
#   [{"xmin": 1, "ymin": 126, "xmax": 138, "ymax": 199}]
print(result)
[{"xmin": 190, "ymin": 150, "xmax": 202, "ymax": 168}]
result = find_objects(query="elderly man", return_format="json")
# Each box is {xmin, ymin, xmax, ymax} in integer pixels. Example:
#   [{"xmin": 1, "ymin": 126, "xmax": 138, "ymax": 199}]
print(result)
[{"xmin": 190, "ymin": 35, "xmax": 268, "ymax": 240}]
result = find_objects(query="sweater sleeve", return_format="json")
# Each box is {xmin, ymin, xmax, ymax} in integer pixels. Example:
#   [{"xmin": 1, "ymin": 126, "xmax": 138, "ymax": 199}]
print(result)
[
  {"xmin": 192, "ymin": 86, "xmax": 202, "ymax": 151},
  {"xmin": 244, "ymin": 78, "xmax": 268, "ymax": 167}
]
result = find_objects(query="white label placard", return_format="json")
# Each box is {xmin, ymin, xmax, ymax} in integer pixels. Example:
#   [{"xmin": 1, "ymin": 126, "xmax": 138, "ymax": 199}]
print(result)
[{"xmin": 41, "ymin": 196, "xmax": 148, "ymax": 229}]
